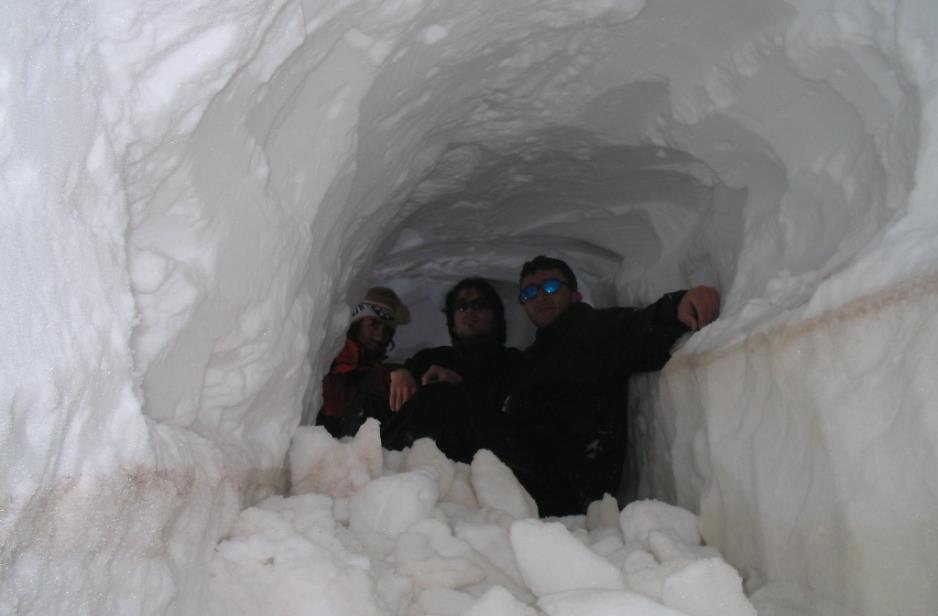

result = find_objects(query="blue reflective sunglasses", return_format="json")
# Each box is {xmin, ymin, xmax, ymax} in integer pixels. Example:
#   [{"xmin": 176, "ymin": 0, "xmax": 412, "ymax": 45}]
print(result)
[{"xmin": 519, "ymin": 278, "xmax": 568, "ymax": 303}]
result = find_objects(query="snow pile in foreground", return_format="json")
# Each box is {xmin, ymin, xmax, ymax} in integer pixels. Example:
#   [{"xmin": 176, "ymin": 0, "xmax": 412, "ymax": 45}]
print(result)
[{"xmin": 209, "ymin": 420, "xmax": 755, "ymax": 616}]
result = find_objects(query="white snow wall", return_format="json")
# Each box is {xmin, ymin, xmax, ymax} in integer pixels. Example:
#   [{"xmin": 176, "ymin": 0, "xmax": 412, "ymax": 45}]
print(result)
[{"xmin": 2, "ymin": 0, "xmax": 937, "ymax": 614}]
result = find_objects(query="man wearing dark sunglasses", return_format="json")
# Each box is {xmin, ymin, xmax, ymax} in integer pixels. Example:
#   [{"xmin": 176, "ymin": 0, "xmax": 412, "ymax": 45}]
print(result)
[
  {"xmin": 381, "ymin": 258, "xmax": 718, "ymax": 516},
  {"xmin": 380, "ymin": 278, "xmax": 523, "ymax": 458},
  {"xmin": 503, "ymin": 255, "xmax": 720, "ymax": 516},
  {"xmin": 387, "ymin": 277, "xmax": 522, "ymax": 411}
]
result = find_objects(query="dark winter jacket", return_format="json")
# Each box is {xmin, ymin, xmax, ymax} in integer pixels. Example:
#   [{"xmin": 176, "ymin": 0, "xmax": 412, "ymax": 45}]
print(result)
[
  {"xmin": 405, "ymin": 342, "xmax": 523, "ymax": 414},
  {"xmin": 506, "ymin": 292, "xmax": 689, "ymax": 514}
]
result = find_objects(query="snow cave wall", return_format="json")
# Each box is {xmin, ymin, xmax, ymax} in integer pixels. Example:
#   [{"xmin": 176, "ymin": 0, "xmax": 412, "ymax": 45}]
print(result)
[{"xmin": 2, "ymin": 0, "xmax": 937, "ymax": 614}]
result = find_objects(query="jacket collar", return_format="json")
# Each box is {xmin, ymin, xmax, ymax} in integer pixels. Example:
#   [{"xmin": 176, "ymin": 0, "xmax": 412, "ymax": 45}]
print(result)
[
  {"xmin": 347, "ymin": 336, "xmax": 387, "ymax": 362},
  {"xmin": 532, "ymin": 301, "xmax": 591, "ymax": 348}
]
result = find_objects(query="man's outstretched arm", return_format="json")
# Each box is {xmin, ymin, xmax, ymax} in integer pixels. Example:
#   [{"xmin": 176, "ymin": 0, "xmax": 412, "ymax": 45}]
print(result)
[{"xmin": 629, "ymin": 286, "xmax": 720, "ymax": 373}]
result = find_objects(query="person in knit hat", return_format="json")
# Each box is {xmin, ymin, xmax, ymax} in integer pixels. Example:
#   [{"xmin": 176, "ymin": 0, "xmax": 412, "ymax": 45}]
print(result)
[{"xmin": 316, "ymin": 286, "xmax": 410, "ymax": 437}]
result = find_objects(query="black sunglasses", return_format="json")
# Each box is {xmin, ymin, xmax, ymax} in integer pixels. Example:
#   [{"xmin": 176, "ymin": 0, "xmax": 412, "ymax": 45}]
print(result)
[
  {"xmin": 519, "ymin": 278, "xmax": 568, "ymax": 303},
  {"xmin": 454, "ymin": 298, "xmax": 490, "ymax": 312}
]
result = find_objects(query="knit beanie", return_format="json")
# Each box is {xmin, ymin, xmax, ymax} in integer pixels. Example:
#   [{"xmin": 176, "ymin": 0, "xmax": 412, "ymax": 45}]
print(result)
[{"xmin": 351, "ymin": 287, "xmax": 411, "ymax": 327}]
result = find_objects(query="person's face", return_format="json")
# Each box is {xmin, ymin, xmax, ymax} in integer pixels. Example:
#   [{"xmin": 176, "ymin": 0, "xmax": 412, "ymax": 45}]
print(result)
[
  {"xmin": 452, "ymin": 287, "xmax": 495, "ymax": 341},
  {"xmin": 357, "ymin": 316, "xmax": 394, "ymax": 352},
  {"xmin": 519, "ymin": 268, "xmax": 581, "ymax": 328}
]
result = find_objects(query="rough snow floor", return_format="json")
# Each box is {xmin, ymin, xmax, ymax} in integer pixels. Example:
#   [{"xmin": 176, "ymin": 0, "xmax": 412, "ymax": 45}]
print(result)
[{"xmin": 209, "ymin": 420, "xmax": 758, "ymax": 616}]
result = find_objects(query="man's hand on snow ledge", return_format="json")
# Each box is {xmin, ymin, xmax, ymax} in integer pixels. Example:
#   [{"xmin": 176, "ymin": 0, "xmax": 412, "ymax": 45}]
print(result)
[{"xmin": 678, "ymin": 286, "xmax": 721, "ymax": 331}]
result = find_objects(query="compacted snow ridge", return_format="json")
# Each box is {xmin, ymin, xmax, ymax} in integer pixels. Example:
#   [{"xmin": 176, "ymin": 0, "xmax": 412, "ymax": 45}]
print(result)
[
  {"xmin": 3, "ymin": 0, "xmax": 938, "ymax": 614},
  {"xmin": 211, "ymin": 422, "xmax": 757, "ymax": 616}
]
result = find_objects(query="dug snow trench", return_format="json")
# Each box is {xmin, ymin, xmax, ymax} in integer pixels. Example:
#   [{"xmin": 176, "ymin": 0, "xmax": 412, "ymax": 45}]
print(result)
[{"xmin": 3, "ymin": 1, "xmax": 938, "ymax": 615}]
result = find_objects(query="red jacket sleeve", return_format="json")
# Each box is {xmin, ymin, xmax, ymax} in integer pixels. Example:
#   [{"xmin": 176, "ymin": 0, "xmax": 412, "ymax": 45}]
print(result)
[
  {"xmin": 320, "ymin": 339, "xmax": 363, "ymax": 418},
  {"xmin": 320, "ymin": 338, "xmax": 390, "ymax": 417}
]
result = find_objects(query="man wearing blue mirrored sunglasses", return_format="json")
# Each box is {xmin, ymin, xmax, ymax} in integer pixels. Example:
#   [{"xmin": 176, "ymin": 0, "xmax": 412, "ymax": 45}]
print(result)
[
  {"xmin": 375, "ymin": 255, "xmax": 719, "ymax": 518},
  {"xmin": 503, "ymin": 255, "xmax": 720, "ymax": 516}
]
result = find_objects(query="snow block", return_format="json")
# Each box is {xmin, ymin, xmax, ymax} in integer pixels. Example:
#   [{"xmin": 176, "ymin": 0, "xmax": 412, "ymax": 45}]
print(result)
[{"xmin": 510, "ymin": 519, "xmax": 625, "ymax": 597}]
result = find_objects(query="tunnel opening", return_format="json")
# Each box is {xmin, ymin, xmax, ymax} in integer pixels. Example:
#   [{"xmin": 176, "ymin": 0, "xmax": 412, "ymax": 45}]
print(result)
[
  {"xmin": 356, "ymin": 132, "xmax": 736, "ymax": 503},
  {"xmin": 125, "ymin": 0, "xmax": 919, "ymax": 450},
  {"xmin": 122, "ymin": 3, "xmax": 924, "ymax": 612},
  {"xmin": 139, "ymin": 3, "xmax": 916, "ymax": 612},
  {"xmin": 370, "ymin": 135, "xmax": 732, "ymax": 352},
  {"xmin": 7, "ymin": 0, "xmax": 938, "ymax": 614}
]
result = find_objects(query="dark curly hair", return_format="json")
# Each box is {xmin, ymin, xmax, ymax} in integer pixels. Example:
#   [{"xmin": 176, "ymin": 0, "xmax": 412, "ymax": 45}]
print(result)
[
  {"xmin": 442, "ymin": 277, "xmax": 507, "ymax": 347},
  {"xmin": 518, "ymin": 255, "xmax": 579, "ymax": 292}
]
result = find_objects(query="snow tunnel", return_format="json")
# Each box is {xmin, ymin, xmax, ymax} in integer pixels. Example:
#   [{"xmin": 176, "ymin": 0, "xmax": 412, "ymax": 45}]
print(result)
[{"xmin": 4, "ymin": 0, "xmax": 938, "ymax": 614}]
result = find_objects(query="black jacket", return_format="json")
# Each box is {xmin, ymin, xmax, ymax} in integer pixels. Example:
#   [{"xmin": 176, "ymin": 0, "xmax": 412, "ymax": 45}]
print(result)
[
  {"xmin": 505, "ymin": 292, "xmax": 689, "ymax": 514},
  {"xmin": 405, "ymin": 343, "xmax": 523, "ymax": 414}
]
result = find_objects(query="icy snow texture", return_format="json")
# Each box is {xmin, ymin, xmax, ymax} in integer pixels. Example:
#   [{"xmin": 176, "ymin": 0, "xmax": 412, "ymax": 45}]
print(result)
[
  {"xmin": 210, "ymin": 438, "xmax": 755, "ymax": 615},
  {"xmin": 510, "ymin": 519, "xmax": 626, "ymax": 596},
  {"xmin": 348, "ymin": 467, "xmax": 440, "ymax": 536},
  {"xmin": 2, "ymin": 0, "xmax": 938, "ymax": 614},
  {"xmin": 470, "ymin": 449, "xmax": 539, "ymax": 520},
  {"xmin": 620, "ymin": 499, "xmax": 701, "ymax": 546},
  {"xmin": 289, "ymin": 420, "xmax": 382, "ymax": 498}
]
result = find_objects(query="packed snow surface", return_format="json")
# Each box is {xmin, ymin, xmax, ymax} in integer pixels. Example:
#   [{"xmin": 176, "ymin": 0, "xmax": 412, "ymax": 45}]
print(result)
[
  {"xmin": 210, "ymin": 423, "xmax": 757, "ymax": 616},
  {"xmin": 3, "ymin": 0, "xmax": 938, "ymax": 614}
]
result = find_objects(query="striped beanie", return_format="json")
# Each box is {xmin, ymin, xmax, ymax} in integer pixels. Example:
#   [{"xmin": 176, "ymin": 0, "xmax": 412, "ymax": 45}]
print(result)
[{"xmin": 351, "ymin": 287, "xmax": 410, "ymax": 327}]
